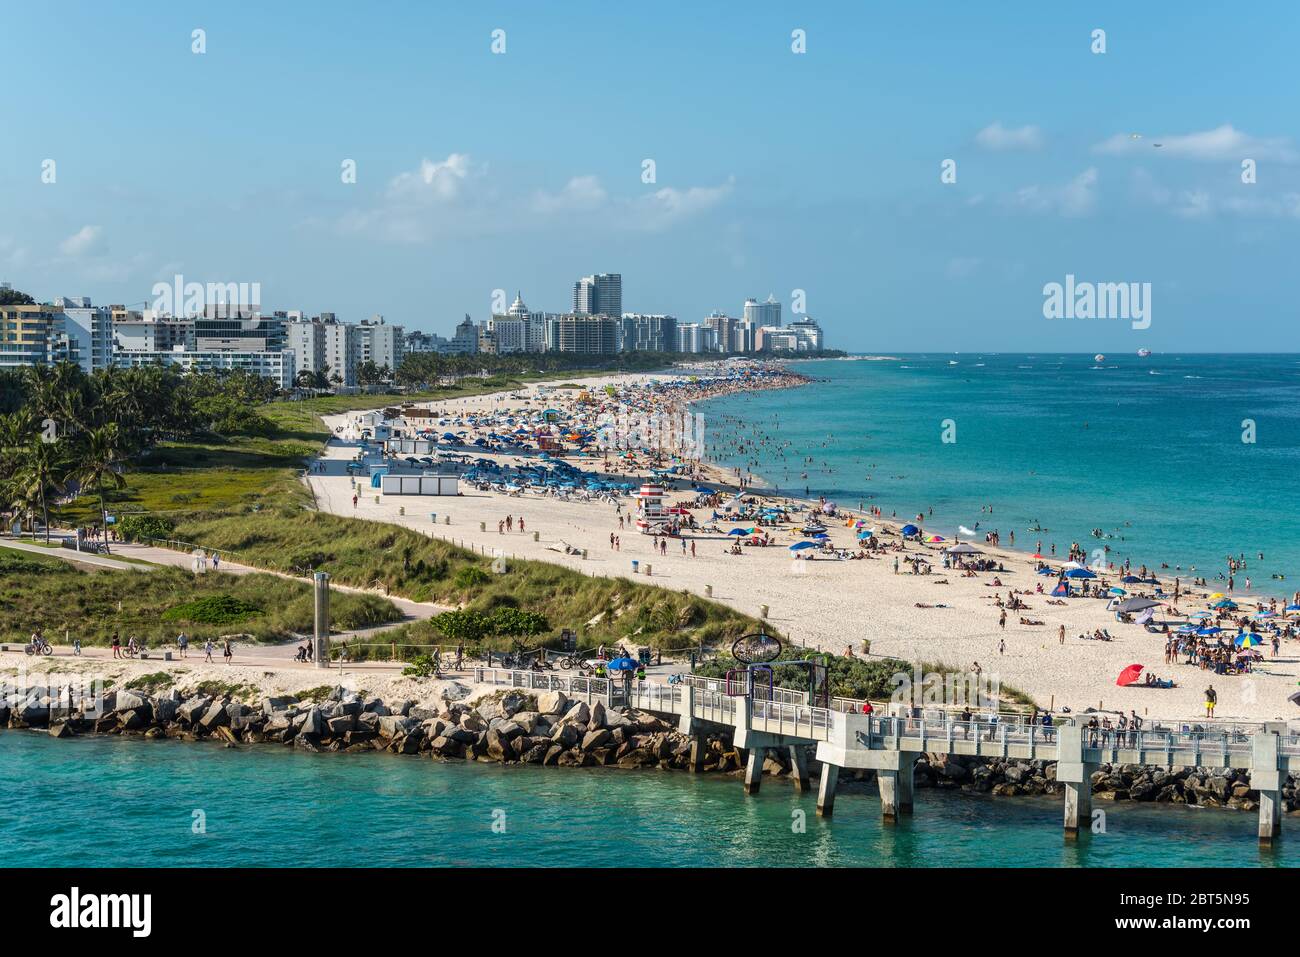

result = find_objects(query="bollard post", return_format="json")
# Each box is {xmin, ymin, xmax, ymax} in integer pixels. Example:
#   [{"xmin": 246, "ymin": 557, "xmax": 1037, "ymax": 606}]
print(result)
[
  {"xmin": 480, "ymin": 522, "xmax": 486, "ymax": 532},
  {"xmin": 533, "ymin": 531, "xmax": 539, "ymax": 541},
  {"xmin": 705, "ymin": 584, "xmax": 713, "ymax": 597},
  {"xmin": 645, "ymin": 563, "xmax": 651, "ymax": 576},
  {"xmin": 760, "ymin": 603, "xmax": 769, "ymax": 618}
]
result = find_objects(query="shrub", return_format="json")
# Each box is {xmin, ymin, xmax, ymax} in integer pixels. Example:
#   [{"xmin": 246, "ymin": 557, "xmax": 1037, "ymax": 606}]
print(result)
[
  {"xmin": 162, "ymin": 594, "xmax": 262, "ymax": 625},
  {"xmin": 116, "ymin": 514, "xmax": 175, "ymax": 543}
]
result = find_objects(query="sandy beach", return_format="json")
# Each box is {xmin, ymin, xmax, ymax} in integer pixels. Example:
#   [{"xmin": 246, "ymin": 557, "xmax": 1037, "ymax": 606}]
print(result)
[{"xmin": 304, "ymin": 367, "xmax": 1300, "ymax": 724}]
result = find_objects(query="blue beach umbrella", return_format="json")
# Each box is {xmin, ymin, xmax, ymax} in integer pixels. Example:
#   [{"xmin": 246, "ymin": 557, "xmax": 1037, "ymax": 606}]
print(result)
[
  {"xmin": 1212, "ymin": 599, "xmax": 1237, "ymax": 610},
  {"xmin": 1235, "ymin": 632, "xmax": 1263, "ymax": 648},
  {"xmin": 1121, "ymin": 575, "xmax": 1142, "ymax": 583},
  {"xmin": 1190, "ymin": 611, "xmax": 1213, "ymax": 619},
  {"xmin": 789, "ymin": 541, "xmax": 817, "ymax": 551},
  {"xmin": 606, "ymin": 656, "xmax": 639, "ymax": 672},
  {"xmin": 727, "ymin": 528, "xmax": 750, "ymax": 536},
  {"xmin": 900, "ymin": 524, "xmax": 920, "ymax": 537},
  {"xmin": 1036, "ymin": 567, "xmax": 1056, "ymax": 576},
  {"xmin": 1065, "ymin": 568, "xmax": 1097, "ymax": 579},
  {"xmin": 1196, "ymin": 626, "xmax": 1224, "ymax": 636}
]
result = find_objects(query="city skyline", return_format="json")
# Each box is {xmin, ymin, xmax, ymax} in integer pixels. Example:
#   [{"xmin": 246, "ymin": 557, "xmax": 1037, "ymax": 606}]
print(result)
[{"xmin": 2, "ymin": 3, "xmax": 1299, "ymax": 351}]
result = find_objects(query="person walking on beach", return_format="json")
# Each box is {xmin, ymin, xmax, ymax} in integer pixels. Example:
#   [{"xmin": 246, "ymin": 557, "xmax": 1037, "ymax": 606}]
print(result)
[
  {"xmin": 352, "ymin": 494, "xmax": 358, "ymax": 508},
  {"xmin": 998, "ymin": 638, "xmax": 1005, "ymax": 656},
  {"xmin": 110, "ymin": 632, "xmax": 121, "ymax": 658},
  {"xmin": 1058, "ymin": 624, "xmax": 1065, "ymax": 645},
  {"xmin": 1204, "ymin": 684, "xmax": 1217, "ymax": 718},
  {"xmin": 204, "ymin": 639, "xmax": 215, "ymax": 663},
  {"xmin": 690, "ymin": 540, "xmax": 696, "ymax": 558},
  {"xmin": 998, "ymin": 609, "xmax": 1006, "ymax": 630},
  {"xmin": 518, "ymin": 517, "xmax": 525, "ymax": 533},
  {"xmin": 177, "ymin": 632, "xmax": 189, "ymax": 659},
  {"xmin": 223, "ymin": 639, "xmax": 233, "ymax": 665}
]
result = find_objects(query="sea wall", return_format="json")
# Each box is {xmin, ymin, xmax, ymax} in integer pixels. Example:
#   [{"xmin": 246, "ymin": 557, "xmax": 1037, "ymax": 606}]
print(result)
[{"xmin": 3, "ymin": 684, "xmax": 1296, "ymax": 814}]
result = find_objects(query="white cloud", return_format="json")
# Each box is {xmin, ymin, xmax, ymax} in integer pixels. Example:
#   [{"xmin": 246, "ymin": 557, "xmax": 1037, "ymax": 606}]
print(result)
[
  {"xmin": 975, "ymin": 122, "xmax": 1044, "ymax": 151},
  {"xmin": 388, "ymin": 153, "xmax": 475, "ymax": 200},
  {"xmin": 944, "ymin": 256, "xmax": 981, "ymax": 279},
  {"xmin": 60, "ymin": 225, "xmax": 104, "ymax": 257},
  {"xmin": 1010, "ymin": 167, "xmax": 1098, "ymax": 217},
  {"xmin": 531, "ymin": 175, "xmax": 608, "ymax": 214},
  {"xmin": 1093, "ymin": 124, "xmax": 1297, "ymax": 162},
  {"xmin": 632, "ymin": 177, "xmax": 735, "ymax": 230}
]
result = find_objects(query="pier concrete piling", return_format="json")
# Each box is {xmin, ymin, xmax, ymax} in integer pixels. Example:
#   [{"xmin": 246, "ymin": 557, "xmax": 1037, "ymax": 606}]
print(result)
[
  {"xmin": 816, "ymin": 763, "xmax": 839, "ymax": 817},
  {"xmin": 1056, "ymin": 724, "xmax": 1096, "ymax": 840},
  {"xmin": 789, "ymin": 745, "xmax": 811, "ymax": 792},
  {"xmin": 743, "ymin": 747, "xmax": 766, "ymax": 794},
  {"xmin": 1253, "ymin": 732, "xmax": 1284, "ymax": 846}
]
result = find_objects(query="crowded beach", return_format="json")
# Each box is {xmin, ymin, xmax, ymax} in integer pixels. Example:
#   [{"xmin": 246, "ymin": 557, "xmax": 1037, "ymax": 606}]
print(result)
[{"xmin": 305, "ymin": 360, "xmax": 1300, "ymax": 724}]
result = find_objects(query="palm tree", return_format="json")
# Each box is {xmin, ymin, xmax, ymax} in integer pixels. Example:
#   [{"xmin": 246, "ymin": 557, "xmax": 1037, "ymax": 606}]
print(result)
[
  {"xmin": 71, "ymin": 423, "xmax": 126, "ymax": 553},
  {"xmin": 16, "ymin": 436, "xmax": 69, "ymax": 543}
]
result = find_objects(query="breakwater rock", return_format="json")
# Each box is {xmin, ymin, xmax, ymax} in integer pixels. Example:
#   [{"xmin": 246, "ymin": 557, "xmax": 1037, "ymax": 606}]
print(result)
[
  {"xmin": 914, "ymin": 754, "xmax": 1300, "ymax": 813},
  {"xmin": 1, "ymin": 684, "xmax": 796, "ymax": 778}
]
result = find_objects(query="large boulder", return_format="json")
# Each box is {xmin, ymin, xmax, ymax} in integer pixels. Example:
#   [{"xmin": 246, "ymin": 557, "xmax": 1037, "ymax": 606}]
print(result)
[
  {"xmin": 198, "ymin": 702, "xmax": 230, "ymax": 731},
  {"xmin": 298, "ymin": 707, "xmax": 323, "ymax": 737},
  {"xmin": 550, "ymin": 723, "xmax": 581, "ymax": 749},
  {"xmin": 177, "ymin": 696, "xmax": 212, "ymax": 725},
  {"xmin": 561, "ymin": 701, "xmax": 590, "ymax": 727},
  {"xmin": 537, "ymin": 691, "xmax": 568, "ymax": 716},
  {"xmin": 115, "ymin": 690, "xmax": 152, "ymax": 715},
  {"xmin": 581, "ymin": 728, "xmax": 612, "ymax": 751},
  {"xmin": 588, "ymin": 701, "xmax": 608, "ymax": 729},
  {"xmin": 262, "ymin": 696, "xmax": 296, "ymax": 715},
  {"xmin": 327, "ymin": 714, "xmax": 356, "ymax": 735}
]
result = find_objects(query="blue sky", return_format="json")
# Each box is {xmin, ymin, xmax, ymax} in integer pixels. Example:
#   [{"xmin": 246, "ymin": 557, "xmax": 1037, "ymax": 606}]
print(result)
[{"xmin": 1, "ymin": 1, "xmax": 1297, "ymax": 352}]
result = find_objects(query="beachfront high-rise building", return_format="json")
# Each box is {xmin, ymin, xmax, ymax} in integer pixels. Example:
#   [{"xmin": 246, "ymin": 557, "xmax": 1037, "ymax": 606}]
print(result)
[
  {"xmin": 487, "ymin": 292, "xmax": 529, "ymax": 354},
  {"xmin": 554, "ymin": 313, "xmax": 618, "ymax": 355},
  {"xmin": 675, "ymin": 323, "xmax": 718, "ymax": 354},
  {"xmin": 0, "ymin": 297, "xmax": 113, "ymax": 373},
  {"xmin": 743, "ymin": 294, "xmax": 782, "ymax": 329},
  {"xmin": 701, "ymin": 312, "xmax": 737, "ymax": 353},
  {"xmin": 787, "ymin": 318, "xmax": 824, "ymax": 351},
  {"xmin": 285, "ymin": 316, "xmax": 361, "ymax": 387},
  {"xmin": 357, "ymin": 315, "xmax": 404, "ymax": 371},
  {"xmin": 447, "ymin": 315, "xmax": 479, "ymax": 354},
  {"xmin": 113, "ymin": 311, "xmax": 193, "ymax": 352},
  {"xmin": 573, "ymin": 273, "xmax": 621, "ymax": 317},
  {"xmin": 619, "ymin": 313, "xmax": 677, "ymax": 352}
]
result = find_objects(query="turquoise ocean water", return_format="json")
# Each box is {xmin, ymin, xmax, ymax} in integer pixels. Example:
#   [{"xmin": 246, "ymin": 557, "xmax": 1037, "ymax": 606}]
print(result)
[
  {"xmin": 697, "ymin": 354, "xmax": 1300, "ymax": 592},
  {"xmin": 1, "ymin": 733, "xmax": 1293, "ymax": 867}
]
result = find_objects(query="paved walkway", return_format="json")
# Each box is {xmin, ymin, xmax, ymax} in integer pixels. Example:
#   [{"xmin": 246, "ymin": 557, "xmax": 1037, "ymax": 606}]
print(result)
[{"xmin": 0, "ymin": 539, "xmax": 144, "ymax": 572}]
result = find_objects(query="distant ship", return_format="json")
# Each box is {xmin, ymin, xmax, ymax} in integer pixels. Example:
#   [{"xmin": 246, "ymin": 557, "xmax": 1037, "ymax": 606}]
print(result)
[
  {"xmin": 1137, "ymin": 348, "xmax": 1151, "ymax": 358},
  {"xmin": 1094, "ymin": 354, "xmax": 1105, "ymax": 362}
]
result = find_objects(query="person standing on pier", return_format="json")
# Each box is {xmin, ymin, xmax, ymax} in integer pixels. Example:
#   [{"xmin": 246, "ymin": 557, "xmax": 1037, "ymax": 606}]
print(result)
[{"xmin": 1204, "ymin": 684, "xmax": 1217, "ymax": 718}]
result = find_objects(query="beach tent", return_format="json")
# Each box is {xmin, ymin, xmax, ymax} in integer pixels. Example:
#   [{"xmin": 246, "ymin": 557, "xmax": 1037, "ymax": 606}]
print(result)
[
  {"xmin": 1116, "ymin": 664, "xmax": 1144, "ymax": 687},
  {"xmin": 1051, "ymin": 581, "xmax": 1070, "ymax": 597},
  {"xmin": 1211, "ymin": 599, "xmax": 1238, "ymax": 610},
  {"xmin": 1121, "ymin": 575, "xmax": 1143, "ymax": 583},
  {"xmin": 944, "ymin": 543, "xmax": 982, "ymax": 555},
  {"xmin": 1134, "ymin": 609, "xmax": 1155, "ymax": 626},
  {"xmin": 1116, "ymin": 597, "xmax": 1162, "ymax": 613}
]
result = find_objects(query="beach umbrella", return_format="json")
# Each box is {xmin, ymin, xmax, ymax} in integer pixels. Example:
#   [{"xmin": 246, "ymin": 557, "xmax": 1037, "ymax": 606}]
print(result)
[
  {"xmin": 1062, "ymin": 560, "xmax": 1088, "ymax": 571},
  {"xmin": 1176, "ymin": 624, "xmax": 1197, "ymax": 634},
  {"xmin": 900, "ymin": 524, "xmax": 920, "ymax": 537},
  {"xmin": 1254, "ymin": 610, "xmax": 1274, "ymax": 619},
  {"xmin": 788, "ymin": 541, "xmax": 817, "ymax": 551},
  {"xmin": 1121, "ymin": 575, "xmax": 1143, "ymax": 583},
  {"xmin": 1036, "ymin": 567, "xmax": 1056, "ymax": 575},
  {"xmin": 1211, "ymin": 599, "xmax": 1237, "ymax": 610},
  {"xmin": 857, "ymin": 530, "xmax": 873, "ymax": 539},
  {"xmin": 925, "ymin": 535, "xmax": 946, "ymax": 544},
  {"xmin": 1116, "ymin": 664, "xmax": 1144, "ymax": 687},
  {"xmin": 1031, "ymin": 552, "xmax": 1044, "ymax": 559},
  {"xmin": 1108, "ymin": 587, "xmax": 1126, "ymax": 597},
  {"xmin": 1196, "ymin": 626, "xmax": 1224, "ymax": 636},
  {"xmin": 1190, "ymin": 611, "xmax": 1212, "ymax": 619},
  {"xmin": 1064, "ymin": 568, "xmax": 1097, "ymax": 579},
  {"xmin": 1286, "ymin": 604, "xmax": 1300, "ymax": 613},
  {"xmin": 1235, "ymin": 633, "xmax": 1262, "ymax": 648},
  {"xmin": 1288, "ymin": 692, "xmax": 1300, "ymax": 707},
  {"xmin": 1116, "ymin": 597, "xmax": 1162, "ymax": 613},
  {"xmin": 945, "ymin": 543, "xmax": 982, "ymax": 554},
  {"xmin": 727, "ymin": 528, "xmax": 750, "ymax": 536},
  {"xmin": 606, "ymin": 656, "xmax": 639, "ymax": 672},
  {"xmin": 1051, "ymin": 581, "xmax": 1069, "ymax": 597}
]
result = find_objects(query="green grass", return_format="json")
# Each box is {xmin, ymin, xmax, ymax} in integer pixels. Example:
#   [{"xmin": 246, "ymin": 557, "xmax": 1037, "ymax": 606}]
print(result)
[
  {"xmin": 25, "ymin": 368, "xmax": 771, "ymax": 654},
  {"xmin": 0, "ymin": 551, "xmax": 401, "ymax": 645}
]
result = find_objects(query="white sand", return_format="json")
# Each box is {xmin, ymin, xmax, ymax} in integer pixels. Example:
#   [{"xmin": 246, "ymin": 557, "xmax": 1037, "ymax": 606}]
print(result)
[{"xmin": 307, "ymin": 376, "xmax": 1300, "ymax": 725}]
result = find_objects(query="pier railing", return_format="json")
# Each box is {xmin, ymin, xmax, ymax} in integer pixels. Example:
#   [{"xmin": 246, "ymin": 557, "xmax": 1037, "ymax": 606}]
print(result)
[{"xmin": 473, "ymin": 667, "xmax": 612, "ymax": 701}]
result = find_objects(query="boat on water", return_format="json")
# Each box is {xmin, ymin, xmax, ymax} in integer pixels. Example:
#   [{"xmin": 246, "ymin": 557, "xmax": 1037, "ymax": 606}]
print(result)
[
  {"xmin": 1138, "ymin": 348, "xmax": 1152, "ymax": 358},
  {"xmin": 1094, "ymin": 354, "xmax": 1105, "ymax": 362}
]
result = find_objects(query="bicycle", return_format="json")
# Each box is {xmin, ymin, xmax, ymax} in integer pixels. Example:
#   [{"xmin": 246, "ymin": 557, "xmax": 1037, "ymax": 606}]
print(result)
[{"xmin": 25, "ymin": 637, "xmax": 53, "ymax": 656}]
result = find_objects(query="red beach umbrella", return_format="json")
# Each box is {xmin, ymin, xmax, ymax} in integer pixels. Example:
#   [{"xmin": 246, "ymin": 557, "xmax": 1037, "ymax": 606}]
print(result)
[{"xmin": 1116, "ymin": 664, "xmax": 1144, "ymax": 687}]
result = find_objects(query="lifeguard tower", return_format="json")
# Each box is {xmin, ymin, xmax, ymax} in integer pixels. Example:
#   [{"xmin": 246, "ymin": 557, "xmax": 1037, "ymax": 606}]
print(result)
[{"xmin": 635, "ymin": 483, "xmax": 669, "ymax": 534}]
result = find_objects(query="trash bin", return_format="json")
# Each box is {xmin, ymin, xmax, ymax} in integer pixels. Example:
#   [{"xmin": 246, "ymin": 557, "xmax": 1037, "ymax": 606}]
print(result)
[
  {"xmin": 430, "ymin": 513, "xmax": 437, "ymax": 523},
  {"xmin": 631, "ymin": 560, "xmax": 640, "ymax": 574}
]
